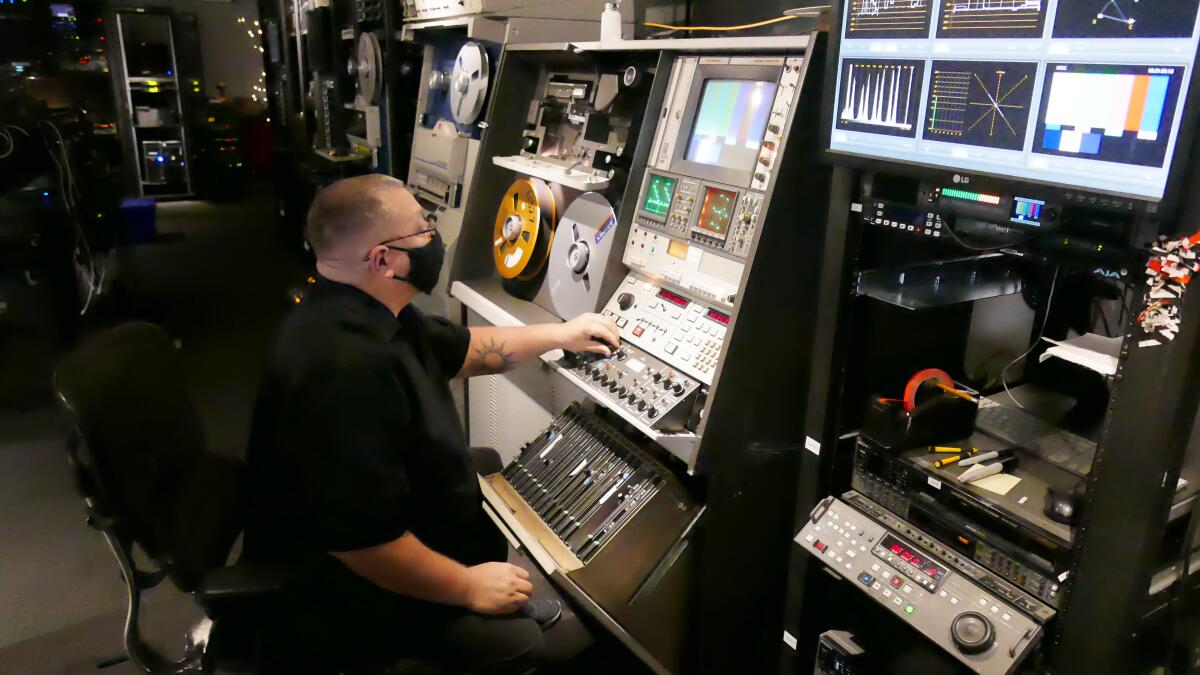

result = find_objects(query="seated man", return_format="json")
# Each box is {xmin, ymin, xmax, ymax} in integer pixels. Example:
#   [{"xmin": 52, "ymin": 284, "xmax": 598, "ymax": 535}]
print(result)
[{"xmin": 244, "ymin": 174, "xmax": 619, "ymax": 673}]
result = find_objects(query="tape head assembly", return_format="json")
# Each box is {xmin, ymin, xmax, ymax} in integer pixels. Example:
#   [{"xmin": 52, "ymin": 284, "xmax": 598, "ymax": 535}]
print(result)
[{"xmin": 494, "ymin": 177, "xmax": 558, "ymax": 281}]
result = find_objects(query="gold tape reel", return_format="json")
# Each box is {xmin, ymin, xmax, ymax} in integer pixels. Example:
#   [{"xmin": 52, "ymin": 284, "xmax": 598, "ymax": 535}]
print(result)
[{"xmin": 493, "ymin": 177, "xmax": 558, "ymax": 281}]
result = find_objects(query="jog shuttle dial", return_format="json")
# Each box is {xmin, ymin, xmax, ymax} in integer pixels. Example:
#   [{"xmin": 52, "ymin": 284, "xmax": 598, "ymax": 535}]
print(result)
[{"xmin": 951, "ymin": 612, "xmax": 995, "ymax": 655}]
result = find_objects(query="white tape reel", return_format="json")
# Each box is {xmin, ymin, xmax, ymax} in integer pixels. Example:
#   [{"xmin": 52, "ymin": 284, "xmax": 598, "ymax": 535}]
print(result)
[{"xmin": 450, "ymin": 41, "xmax": 490, "ymax": 125}]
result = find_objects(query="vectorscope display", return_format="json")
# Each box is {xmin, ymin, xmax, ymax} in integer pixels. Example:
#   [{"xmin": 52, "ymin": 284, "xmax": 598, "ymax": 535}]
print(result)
[{"xmin": 828, "ymin": 0, "xmax": 1200, "ymax": 201}]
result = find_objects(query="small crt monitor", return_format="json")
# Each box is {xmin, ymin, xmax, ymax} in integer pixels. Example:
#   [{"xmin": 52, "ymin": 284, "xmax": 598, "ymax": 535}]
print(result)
[
  {"xmin": 642, "ymin": 173, "xmax": 676, "ymax": 218},
  {"xmin": 684, "ymin": 79, "xmax": 778, "ymax": 175},
  {"xmin": 826, "ymin": 0, "xmax": 1200, "ymax": 202},
  {"xmin": 695, "ymin": 186, "xmax": 738, "ymax": 241}
]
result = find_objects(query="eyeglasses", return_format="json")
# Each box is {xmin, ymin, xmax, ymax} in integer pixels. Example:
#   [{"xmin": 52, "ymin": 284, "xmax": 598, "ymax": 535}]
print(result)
[{"xmin": 363, "ymin": 214, "xmax": 438, "ymax": 262}]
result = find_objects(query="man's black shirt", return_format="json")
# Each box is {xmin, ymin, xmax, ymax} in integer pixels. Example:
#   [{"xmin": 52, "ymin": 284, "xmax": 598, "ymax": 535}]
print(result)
[{"xmin": 244, "ymin": 277, "xmax": 503, "ymax": 638}]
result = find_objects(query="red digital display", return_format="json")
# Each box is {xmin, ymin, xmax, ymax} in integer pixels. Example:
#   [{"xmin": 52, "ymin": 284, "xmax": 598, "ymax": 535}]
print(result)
[
  {"xmin": 879, "ymin": 535, "xmax": 947, "ymax": 583},
  {"xmin": 706, "ymin": 308, "xmax": 730, "ymax": 325},
  {"xmin": 657, "ymin": 289, "xmax": 690, "ymax": 308}
]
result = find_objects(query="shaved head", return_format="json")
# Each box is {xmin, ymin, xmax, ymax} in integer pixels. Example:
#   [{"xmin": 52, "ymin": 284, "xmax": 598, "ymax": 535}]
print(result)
[{"xmin": 306, "ymin": 174, "xmax": 423, "ymax": 260}]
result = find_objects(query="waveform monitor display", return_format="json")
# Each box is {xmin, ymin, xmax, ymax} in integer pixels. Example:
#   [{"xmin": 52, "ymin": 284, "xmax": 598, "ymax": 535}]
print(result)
[
  {"xmin": 924, "ymin": 60, "xmax": 1037, "ymax": 151},
  {"xmin": 837, "ymin": 59, "xmax": 926, "ymax": 138},
  {"xmin": 846, "ymin": 0, "xmax": 934, "ymax": 39},
  {"xmin": 937, "ymin": 0, "xmax": 1047, "ymax": 38},
  {"xmin": 684, "ymin": 79, "xmax": 778, "ymax": 173},
  {"xmin": 1033, "ymin": 64, "xmax": 1184, "ymax": 167},
  {"xmin": 830, "ymin": 0, "xmax": 1200, "ymax": 200},
  {"xmin": 1053, "ymin": 0, "xmax": 1200, "ymax": 38},
  {"xmin": 642, "ymin": 174, "xmax": 676, "ymax": 218},
  {"xmin": 695, "ymin": 187, "xmax": 737, "ymax": 238}
]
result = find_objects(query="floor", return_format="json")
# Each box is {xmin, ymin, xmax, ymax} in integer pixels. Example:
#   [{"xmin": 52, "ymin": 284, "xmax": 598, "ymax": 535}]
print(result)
[
  {"xmin": 0, "ymin": 192, "xmax": 308, "ymax": 672},
  {"xmin": 0, "ymin": 189, "xmax": 649, "ymax": 675}
]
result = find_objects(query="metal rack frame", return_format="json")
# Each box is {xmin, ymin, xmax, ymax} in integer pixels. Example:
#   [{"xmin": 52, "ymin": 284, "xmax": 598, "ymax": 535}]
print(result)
[
  {"xmin": 448, "ymin": 32, "xmax": 842, "ymax": 674},
  {"xmin": 108, "ymin": 7, "xmax": 194, "ymax": 198},
  {"xmin": 784, "ymin": 136, "xmax": 1200, "ymax": 675}
]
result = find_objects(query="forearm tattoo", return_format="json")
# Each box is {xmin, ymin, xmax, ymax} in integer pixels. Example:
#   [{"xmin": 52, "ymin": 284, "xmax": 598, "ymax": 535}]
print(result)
[{"xmin": 469, "ymin": 338, "xmax": 516, "ymax": 376}]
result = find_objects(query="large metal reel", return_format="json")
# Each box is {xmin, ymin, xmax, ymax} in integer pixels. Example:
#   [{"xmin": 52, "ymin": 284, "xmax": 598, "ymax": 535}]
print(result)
[
  {"xmin": 450, "ymin": 41, "xmax": 490, "ymax": 125},
  {"xmin": 493, "ymin": 177, "xmax": 557, "ymax": 281},
  {"xmin": 354, "ymin": 32, "xmax": 384, "ymax": 104}
]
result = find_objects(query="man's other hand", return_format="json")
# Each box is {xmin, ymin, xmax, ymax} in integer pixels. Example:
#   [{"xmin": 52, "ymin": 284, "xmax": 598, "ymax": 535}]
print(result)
[
  {"xmin": 464, "ymin": 562, "xmax": 533, "ymax": 615},
  {"xmin": 557, "ymin": 313, "xmax": 620, "ymax": 357}
]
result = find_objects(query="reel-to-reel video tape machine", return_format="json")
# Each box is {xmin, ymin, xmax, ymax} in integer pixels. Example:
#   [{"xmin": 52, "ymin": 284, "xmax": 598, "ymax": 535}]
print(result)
[
  {"xmin": 488, "ymin": 60, "xmax": 653, "ymax": 305},
  {"xmin": 453, "ymin": 37, "xmax": 828, "ymax": 675},
  {"xmin": 410, "ymin": 39, "xmax": 496, "ymax": 210}
]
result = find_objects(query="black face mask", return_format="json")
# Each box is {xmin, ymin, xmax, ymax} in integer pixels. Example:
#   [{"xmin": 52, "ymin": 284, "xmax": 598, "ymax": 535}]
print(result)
[{"xmin": 391, "ymin": 230, "xmax": 445, "ymax": 295}]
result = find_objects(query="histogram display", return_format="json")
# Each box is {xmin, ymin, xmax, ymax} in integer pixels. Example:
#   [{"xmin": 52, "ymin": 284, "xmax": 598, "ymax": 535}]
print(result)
[
  {"xmin": 684, "ymin": 79, "xmax": 778, "ymax": 172},
  {"xmin": 828, "ymin": 0, "xmax": 1200, "ymax": 199},
  {"xmin": 836, "ymin": 59, "xmax": 925, "ymax": 139},
  {"xmin": 1033, "ymin": 63, "xmax": 1184, "ymax": 167},
  {"xmin": 1052, "ymin": 0, "xmax": 1200, "ymax": 38},
  {"xmin": 845, "ymin": 0, "xmax": 934, "ymax": 39},
  {"xmin": 937, "ymin": 0, "xmax": 1048, "ymax": 38},
  {"xmin": 923, "ymin": 60, "xmax": 1038, "ymax": 151}
]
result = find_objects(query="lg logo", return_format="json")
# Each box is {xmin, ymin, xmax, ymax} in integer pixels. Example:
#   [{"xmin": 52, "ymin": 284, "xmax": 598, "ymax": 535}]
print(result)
[{"xmin": 952, "ymin": 174, "xmax": 972, "ymax": 185}]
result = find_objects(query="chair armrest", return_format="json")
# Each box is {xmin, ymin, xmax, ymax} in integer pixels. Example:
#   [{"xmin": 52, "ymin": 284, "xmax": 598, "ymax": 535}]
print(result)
[{"xmin": 197, "ymin": 562, "xmax": 294, "ymax": 605}]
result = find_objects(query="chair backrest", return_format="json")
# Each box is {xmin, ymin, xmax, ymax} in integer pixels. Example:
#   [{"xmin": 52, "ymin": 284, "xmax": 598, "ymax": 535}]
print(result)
[{"xmin": 54, "ymin": 322, "xmax": 246, "ymax": 591}]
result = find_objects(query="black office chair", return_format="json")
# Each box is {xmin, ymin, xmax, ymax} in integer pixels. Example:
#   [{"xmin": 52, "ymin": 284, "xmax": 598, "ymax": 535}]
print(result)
[
  {"xmin": 55, "ymin": 322, "xmax": 452, "ymax": 675},
  {"xmin": 54, "ymin": 321, "xmax": 286, "ymax": 674}
]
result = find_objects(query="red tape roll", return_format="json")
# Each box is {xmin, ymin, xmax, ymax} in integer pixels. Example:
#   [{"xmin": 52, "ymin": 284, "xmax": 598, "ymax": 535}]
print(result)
[{"xmin": 902, "ymin": 368, "xmax": 954, "ymax": 412}]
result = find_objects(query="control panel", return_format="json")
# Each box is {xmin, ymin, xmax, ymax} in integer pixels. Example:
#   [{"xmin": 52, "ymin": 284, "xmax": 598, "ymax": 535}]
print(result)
[
  {"xmin": 862, "ymin": 199, "xmax": 945, "ymax": 239},
  {"xmin": 753, "ymin": 56, "xmax": 803, "ymax": 191},
  {"xmin": 621, "ymin": 226, "xmax": 744, "ymax": 309},
  {"xmin": 599, "ymin": 275, "xmax": 729, "ymax": 387},
  {"xmin": 635, "ymin": 170, "xmax": 764, "ymax": 259},
  {"xmin": 559, "ymin": 342, "xmax": 701, "ymax": 431},
  {"xmin": 797, "ymin": 494, "xmax": 1042, "ymax": 675},
  {"xmin": 851, "ymin": 439, "xmax": 1065, "ymax": 610}
]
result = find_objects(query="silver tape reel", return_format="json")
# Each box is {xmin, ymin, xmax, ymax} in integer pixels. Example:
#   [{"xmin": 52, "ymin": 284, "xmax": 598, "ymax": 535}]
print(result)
[
  {"xmin": 354, "ymin": 32, "xmax": 384, "ymax": 104},
  {"xmin": 545, "ymin": 193, "xmax": 619, "ymax": 318},
  {"xmin": 450, "ymin": 41, "xmax": 490, "ymax": 125}
]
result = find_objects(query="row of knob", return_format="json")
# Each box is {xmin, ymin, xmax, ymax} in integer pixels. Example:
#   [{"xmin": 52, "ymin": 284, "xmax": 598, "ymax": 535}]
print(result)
[
  {"xmin": 585, "ymin": 363, "xmax": 685, "ymax": 395},
  {"xmin": 581, "ymin": 365, "xmax": 682, "ymax": 419}
]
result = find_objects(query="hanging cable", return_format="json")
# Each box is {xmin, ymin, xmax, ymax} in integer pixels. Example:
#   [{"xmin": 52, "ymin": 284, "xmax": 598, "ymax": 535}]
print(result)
[
  {"xmin": 644, "ymin": 14, "xmax": 799, "ymax": 32},
  {"xmin": 938, "ymin": 215, "xmax": 1041, "ymax": 252},
  {"xmin": 40, "ymin": 121, "xmax": 101, "ymax": 316},
  {"xmin": 1001, "ymin": 267, "xmax": 1059, "ymax": 410},
  {"xmin": 0, "ymin": 128, "xmax": 13, "ymax": 159}
]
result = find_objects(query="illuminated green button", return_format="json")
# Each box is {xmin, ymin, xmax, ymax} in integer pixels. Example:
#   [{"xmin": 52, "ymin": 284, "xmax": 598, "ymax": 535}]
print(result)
[{"xmin": 904, "ymin": 604, "xmax": 915, "ymax": 615}]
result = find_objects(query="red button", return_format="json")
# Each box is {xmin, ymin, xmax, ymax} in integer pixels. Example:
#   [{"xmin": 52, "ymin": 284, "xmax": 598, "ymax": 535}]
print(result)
[
  {"xmin": 891, "ymin": 576, "xmax": 904, "ymax": 588},
  {"xmin": 814, "ymin": 541, "xmax": 828, "ymax": 553},
  {"xmin": 632, "ymin": 326, "xmax": 645, "ymax": 337}
]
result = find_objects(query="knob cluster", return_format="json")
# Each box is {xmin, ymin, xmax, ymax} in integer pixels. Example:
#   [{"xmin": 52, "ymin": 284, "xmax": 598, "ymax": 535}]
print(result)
[{"xmin": 561, "ymin": 346, "xmax": 692, "ymax": 426}]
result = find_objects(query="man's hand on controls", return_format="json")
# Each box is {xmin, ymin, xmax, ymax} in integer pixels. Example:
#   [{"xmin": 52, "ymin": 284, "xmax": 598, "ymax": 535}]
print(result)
[
  {"xmin": 557, "ymin": 313, "xmax": 620, "ymax": 357},
  {"xmin": 464, "ymin": 561, "xmax": 534, "ymax": 615}
]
